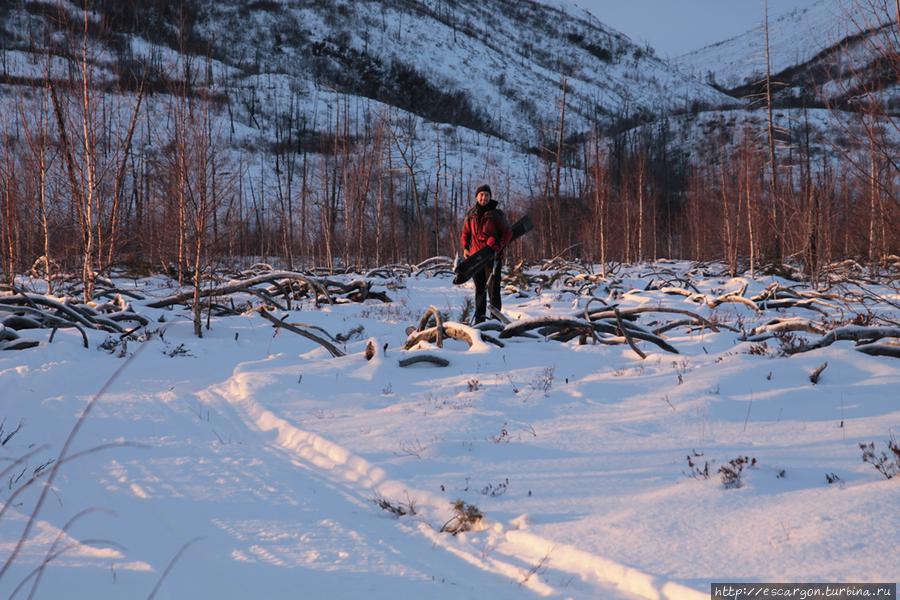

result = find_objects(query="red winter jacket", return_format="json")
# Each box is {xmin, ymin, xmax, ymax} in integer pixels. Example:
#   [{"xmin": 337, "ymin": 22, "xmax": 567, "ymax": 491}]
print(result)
[{"xmin": 460, "ymin": 200, "xmax": 513, "ymax": 256}]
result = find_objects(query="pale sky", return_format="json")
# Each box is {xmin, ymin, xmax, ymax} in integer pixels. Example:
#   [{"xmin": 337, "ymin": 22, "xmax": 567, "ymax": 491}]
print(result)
[{"xmin": 563, "ymin": 0, "xmax": 824, "ymax": 57}]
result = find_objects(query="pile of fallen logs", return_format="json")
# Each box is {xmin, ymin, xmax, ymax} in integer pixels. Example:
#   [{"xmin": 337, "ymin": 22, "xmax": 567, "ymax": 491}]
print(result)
[
  {"xmin": 395, "ymin": 302, "xmax": 721, "ymax": 365},
  {"xmin": 652, "ymin": 280, "xmax": 849, "ymax": 315},
  {"xmin": 743, "ymin": 319, "xmax": 900, "ymax": 358},
  {"xmin": 0, "ymin": 285, "xmax": 148, "ymax": 350},
  {"xmin": 147, "ymin": 267, "xmax": 392, "ymax": 312}
]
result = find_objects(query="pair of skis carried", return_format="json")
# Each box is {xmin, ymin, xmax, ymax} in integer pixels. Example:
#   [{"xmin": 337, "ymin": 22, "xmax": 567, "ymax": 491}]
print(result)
[{"xmin": 453, "ymin": 215, "xmax": 533, "ymax": 285}]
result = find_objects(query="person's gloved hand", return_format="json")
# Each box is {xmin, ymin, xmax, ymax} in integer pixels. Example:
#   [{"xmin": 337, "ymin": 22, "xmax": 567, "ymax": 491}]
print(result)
[{"xmin": 486, "ymin": 237, "xmax": 497, "ymax": 250}]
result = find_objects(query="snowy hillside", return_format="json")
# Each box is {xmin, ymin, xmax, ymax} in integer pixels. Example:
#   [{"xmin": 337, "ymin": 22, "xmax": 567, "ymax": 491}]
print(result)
[
  {"xmin": 1, "ymin": 261, "xmax": 899, "ymax": 598},
  {"xmin": 675, "ymin": 0, "xmax": 857, "ymax": 88}
]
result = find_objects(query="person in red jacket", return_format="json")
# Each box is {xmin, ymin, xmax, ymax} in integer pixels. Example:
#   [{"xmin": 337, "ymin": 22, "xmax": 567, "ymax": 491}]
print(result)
[{"xmin": 460, "ymin": 184, "xmax": 513, "ymax": 323}]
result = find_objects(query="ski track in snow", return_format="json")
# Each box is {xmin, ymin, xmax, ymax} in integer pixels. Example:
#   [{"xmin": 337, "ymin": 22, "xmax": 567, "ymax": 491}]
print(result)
[{"xmin": 205, "ymin": 355, "xmax": 707, "ymax": 599}]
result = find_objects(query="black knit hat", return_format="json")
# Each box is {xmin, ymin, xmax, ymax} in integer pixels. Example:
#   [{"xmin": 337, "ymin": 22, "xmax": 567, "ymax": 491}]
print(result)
[{"xmin": 475, "ymin": 184, "xmax": 492, "ymax": 197}]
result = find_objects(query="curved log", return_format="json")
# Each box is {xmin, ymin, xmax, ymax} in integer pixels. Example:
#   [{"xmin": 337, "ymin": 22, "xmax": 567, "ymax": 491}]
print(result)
[
  {"xmin": 405, "ymin": 322, "xmax": 484, "ymax": 350},
  {"xmin": 1, "ymin": 339, "xmax": 40, "ymax": 351},
  {"xmin": 416, "ymin": 306, "xmax": 445, "ymax": 348},
  {"xmin": 652, "ymin": 319, "xmax": 697, "ymax": 335},
  {"xmin": 615, "ymin": 309, "xmax": 646, "ymax": 359},
  {"xmin": 399, "ymin": 355, "xmax": 449, "ymax": 368},
  {"xmin": 591, "ymin": 319, "xmax": 680, "ymax": 354},
  {"xmin": 2, "ymin": 315, "xmax": 43, "ymax": 330}
]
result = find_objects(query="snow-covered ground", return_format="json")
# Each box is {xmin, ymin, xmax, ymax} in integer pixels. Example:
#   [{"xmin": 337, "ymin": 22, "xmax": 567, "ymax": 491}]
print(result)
[{"xmin": 1, "ymin": 262, "xmax": 898, "ymax": 598}]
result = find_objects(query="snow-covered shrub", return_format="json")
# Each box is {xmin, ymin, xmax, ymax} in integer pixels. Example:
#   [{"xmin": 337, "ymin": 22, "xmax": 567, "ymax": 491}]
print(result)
[
  {"xmin": 719, "ymin": 456, "xmax": 756, "ymax": 489},
  {"xmin": 529, "ymin": 366, "xmax": 555, "ymax": 396},
  {"xmin": 859, "ymin": 438, "xmax": 900, "ymax": 480},
  {"xmin": 457, "ymin": 297, "xmax": 473, "ymax": 324},
  {"xmin": 746, "ymin": 341, "xmax": 769, "ymax": 356},
  {"xmin": 685, "ymin": 450, "xmax": 709, "ymax": 479},
  {"xmin": 773, "ymin": 331, "xmax": 808, "ymax": 356},
  {"xmin": 374, "ymin": 493, "xmax": 416, "ymax": 517},
  {"xmin": 440, "ymin": 500, "xmax": 483, "ymax": 535}
]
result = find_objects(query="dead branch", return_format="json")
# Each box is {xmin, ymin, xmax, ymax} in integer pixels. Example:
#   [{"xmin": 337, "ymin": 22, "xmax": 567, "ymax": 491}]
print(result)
[
  {"xmin": 257, "ymin": 308, "xmax": 346, "ymax": 358},
  {"xmin": 488, "ymin": 306, "xmax": 510, "ymax": 324},
  {"xmin": 615, "ymin": 308, "xmax": 647, "ymax": 359},
  {"xmin": 810, "ymin": 362, "xmax": 828, "ymax": 384}
]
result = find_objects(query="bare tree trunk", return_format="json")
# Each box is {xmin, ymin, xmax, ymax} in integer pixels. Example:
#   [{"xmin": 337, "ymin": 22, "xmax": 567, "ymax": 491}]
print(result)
[
  {"xmin": 637, "ymin": 149, "xmax": 644, "ymax": 262},
  {"xmin": 1, "ymin": 164, "xmax": 15, "ymax": 286},
  {"xmin": 764, "ymin": 0, "xmax": 782, "ymax": 266},
  {"xmin": 104, "ymin": 85, "xmax": 143, "ymax": 273},
  {"xmin": 721, "ymin": 156, "xmax": 735, "ymax": 275},
  {"xmin": 744, "ymin": 139, "xmax": 756, "ymax": 277},
  {"xmin": 868, "ymin": 150, "xmax": 878, "ymax": 268},
  {"xmin": 553, "ymin": 78, "xmax": 567, "ymax": 257}
]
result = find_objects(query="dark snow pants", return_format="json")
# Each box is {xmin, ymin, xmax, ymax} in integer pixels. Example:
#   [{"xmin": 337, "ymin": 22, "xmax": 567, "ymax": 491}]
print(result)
[{"xmin": 472, "ymin": 256, "xmax": 502, "ymax": 324}]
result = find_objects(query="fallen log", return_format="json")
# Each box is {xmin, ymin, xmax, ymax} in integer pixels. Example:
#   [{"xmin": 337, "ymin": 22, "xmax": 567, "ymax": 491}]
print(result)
[
  {"xmin": 855, "ymin": 342, "xmax": 900, "ymax": 358},
  {"xmin": 743, "ymin": 318, "xmax": 826, "ymax": 342}
]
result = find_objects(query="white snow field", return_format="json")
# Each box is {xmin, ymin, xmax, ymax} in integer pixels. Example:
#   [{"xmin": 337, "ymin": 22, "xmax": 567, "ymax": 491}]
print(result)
[{"xmin": 1, "ymin": 261, "xmax": 898, "ymax": 599}]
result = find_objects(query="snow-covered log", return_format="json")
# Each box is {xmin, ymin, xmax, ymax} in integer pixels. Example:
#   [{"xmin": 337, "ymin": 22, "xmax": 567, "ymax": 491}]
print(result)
[
  {"xmin": 405, "ymin": 322, "xmax": 493, "ymax": 350},
  {"xmin": 805, "ymin": 326, "xmax": 900, "ymax": 353},
  {"xmin": 743, "ymin": 318, "xmax": 826, "ymax": 342}
]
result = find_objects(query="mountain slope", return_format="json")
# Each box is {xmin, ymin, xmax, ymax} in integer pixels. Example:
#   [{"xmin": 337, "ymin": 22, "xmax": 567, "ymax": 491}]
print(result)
[
  {"xmin": 674, "ymin": 0, "xmax": 898, "ymax": 110},
  {"xmin": 0, "ymin": 0, "xmax": 733, "ymax": 145}
]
